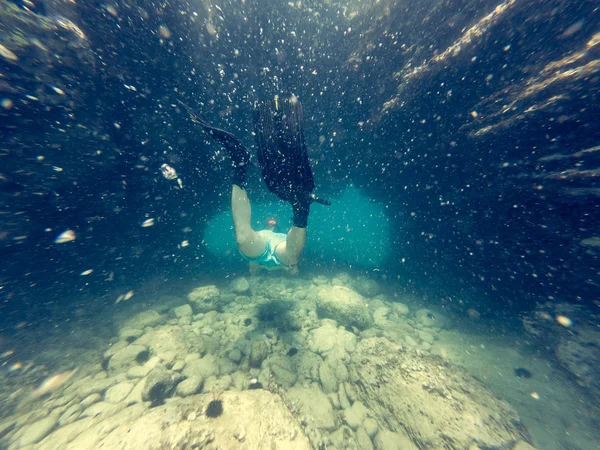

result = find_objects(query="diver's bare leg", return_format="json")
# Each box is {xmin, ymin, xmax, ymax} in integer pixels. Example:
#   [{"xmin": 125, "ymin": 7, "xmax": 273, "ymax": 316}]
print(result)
[
  {"xmin": 276, "ymin": 226, "xmax": 306, "ymax": 266},
  {"xmin": 231, "ymin": 185, "xmax": 267, "ymax": 258}
]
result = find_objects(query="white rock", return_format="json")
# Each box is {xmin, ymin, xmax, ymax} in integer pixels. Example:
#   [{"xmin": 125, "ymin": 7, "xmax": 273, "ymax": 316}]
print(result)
[
  {"xmin": 418, "ymin": 330, "xmax": 434, "ymax": 344},
  {"xmin": 119, "ymin": 328, "xmax": 144, "ymax": 342},
  {"xmin": 184, "ymin": 353, "xmax": 201, "ymax": 363},
  {"xmin": 414, "ymin": 309, "xmax": 448, "ymax": 329},
  {"xmin": 264, "ymin": 356, "xmax": 296, "ymax": 388},
  {"xmin": 178, "ymin": 316, "xmax": 192, "ymax": 326},
  {"xmin": 344, "ymin": 400, "xmax": 368, "ymax": 430},
  {"xmin": 58, "ymin": 404, "xmax": 82, "ymax": 426},
  {"xmin": 103, "ymin": 341, "xmax": 128, "ymax": 360},
  {"xmin": 127, "ymin": 365, "xmax": 151, "ymax": 378},
  {"xmin": 173, "ymin": 304, "xmax": 193, "ymax": 318},
  {"xmin": 356, "ymin": 426, "xmax": 375, "ymax": 450},
  {"xmin": 363, "ymin": 417, "xmax": 379, "ymax": 438},
  {"xmin": 124, "ymin": 310, "xmax": 164, "ymax": 329},
  {"xmin": 172, "ymin": 361, "xmax": 185, "ymax": 372},
  {"xmin": 182, "ymin": 354, "xmax": 219, "ymax": 381},
  {"xmin": 228, "ymin": 349, "xmax": 242, "ymax": 363},
  {"xmin": 231, "ymin": 277, "xmax": 250, "ymax": 294},
  {"xmin": 143, "ymin": 356, "xmax": 161, "ymax": 370},
  {"xmin": 319, "ymin": 362, "xmax": 338, "ymax": 394},
  {"xmin": 176, "ymin": 376, "xmax": 202, "ymax": 397},
  {"xmin": 187, "ymin": 285, "xmax": 220, "ymax": 313},
  {"xmin": 107, "ymin": 344, "xmax": 149, "ymax": 374},
  {"xmin": 328, "ymin": 392, "xmax": 341, "ymax": 409},
  {"xmin": 124, "ymin": 377, "xmax": 146, "ymax": 405},
  {"xmin": 204, "ymin": 375, "xmax": 232, "ymax": 392},
  {"xmin": 374, "ymin": 428, "xmax": 418, "ymax": 450},
  {"xmin": 80, "ymin": 401, "xmax": 122, "ymax": 418},
  {"xmin": 80, "ymin": 393, "xmax": 101, "ymax": 408},
  {"xmin": 316, "ymin": 285, "xmax": 373, "ymax": 330},
  {"xmin": 18, "ymin": 415, "xmax": 58, "ymax": 446},
  {"xmin": 338, "ymin": 383, "xmax": 351, "ymax": 410},
  {"xmin": 392, "ymin": 303, "xmax": 409, "ymax": 316},
  {"xmin": 286, "ymin": 387, "xmax": 336, "ymax": 430},
  {"xmin": 310, "ymin": 320, "xmax": 357, "ymax": 355},
  {"xmin": 373, "ymin": 307, "xmax": 390, "ymax": 327},
  {"xmin": 105, "ymin": 382, "xmax": 134, "ymax": 403}
]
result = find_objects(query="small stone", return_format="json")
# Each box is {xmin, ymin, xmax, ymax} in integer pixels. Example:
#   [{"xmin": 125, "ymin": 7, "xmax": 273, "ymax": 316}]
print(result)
[
  {"xmin": 204, "ymin": 375, "xmax": 232, "ymax": 393},
  {"xmin": 344, "ymin": 382, "xmax": 358, "ymax": 403},
  {"xmin": 356, "ymin": 427, "xmax": 374, "ymax": 450},
  {"xmin": 176, "ymin": 376, "xmax": 203, "ymax": 397},
  {"xmin": 172, "ymin": 361, "xmax": 186, "ymax": 372},
  {"xmin": 105, "ymin": 382, "xmax": 134, "ymax": 403},
  {"xmin": 249, "ymin": 340, "xmax": 269, "ymax": 368},
  {"xmin": 127, "ymin": 365, "xmax": 151, "ymax": 379},
  {"xmin": 107, "ymin": 344, "xmax": 149, "ymax": 374},
  {"xmin": 228, "ymin": 349, "xmax": 242, "ymax": 363},
  {"xmin": 233, "ymin": 424, "xmax": 246, "ymax": 442},
  {"xmin": 58, "ymin": 404, "xmax": 82, "ymax": 426},
  {"xmin": 179, "ymin": 316, "xmax": 192, "ymax": 326},
  {"xmin": 185, "ymin": 353, "xmax": 201, "ymax": 363},
  {"xmin": 142, "ymin": 369, "xmax": 181, "ymax": 406},
  {"xmin": 80, "ymin": 402, "xmax": 122, "ymax": 419},
  {"xmin": 173, "ymin": 304, "xmax": 193, "ymax": 318},
  {"xmin": 187, "ymin": 285, "xmax": 220, "ymax": 313},
  {"xmin": 119, "ymin": 328, "xmax": 143, "ymax": 343},
  {"xmin": 319, "ymin": 362, "xmax": 338, "ymax": 394},
  {"xmin": 218, "ymin": 357, "xmax": 237, "ymax": 375},
  {"xmin": 231, "ymin": 277, "xmax": 250, "ymax": 294},
  {"xmin": 18, "ymin": 415, "xmax": 58, "ymax": 446},
  {"xmin": 344, "ymin": 400, "xmax": 368, "ymax": 430},
  {"xmin": 338, "ymin": 383, "xmax": 351, "ymax": 409},
  {"xmin": 286, "ymin": 387, "xmax": 336, "ymax": 430},
  {"xmin": 418, "ymin": 330, "xmax": 434, "ymax": 344},
  {"xmin": 80, "ymin": 393, "xmax": 101, "ymax": 408},
  {"xmin": 374, "ymin": 429, "xmax": 418, "ymax": 450},
  {"xmin": 103, "ymin": 341, "xmax": 128, "ymax": 360},
  {"xmin": 124, "ymin": 378, "xmax": 146, "ymax": 405},
  {"xmin": 268, "ymin": 361, "xmax": 297, "ymax": 388},
  {"xmin": 310, "ymin": 320, "xmax": 357, "ymax": 355},
  {"xmin": 513, "ymin": 442, "xmax": 538, "ymax": 450},
  {"xmin": 126, "ymin": 310, "xmax": 164, "ymax": 328},
  {"xmin": 182, "ymin": 354, "xmax": 219, "ymax": 381},
  {"xmin": 328, "ymin": 392, "xmax": 341, "ymax": 409},
  {"xmin": 143, "ymin": 356, "xmax": 161, "ymax": 370},
  {"xmin": 392, "ymin": 303, "xmax": 409, "ymax": 316},
  {"xmin": 316, "ymin": 285, "xmax": 373, "ymax": 330},
  {"xmin": 329, "ymin": 426, "xmax": 353, "ymax": 448},
  {"xmin": 334, "ymin": 362, "xmax": 349, "ymax": 382},
  {"xmin": 363, "ymin": 418, "xmax": 378, "ymax": 438}
]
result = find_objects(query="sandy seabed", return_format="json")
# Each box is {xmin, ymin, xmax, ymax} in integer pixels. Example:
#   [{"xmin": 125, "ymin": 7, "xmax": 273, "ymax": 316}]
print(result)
[{"xmin": 0, "ymin": 273, "xmax": 598, "ymax": 450}]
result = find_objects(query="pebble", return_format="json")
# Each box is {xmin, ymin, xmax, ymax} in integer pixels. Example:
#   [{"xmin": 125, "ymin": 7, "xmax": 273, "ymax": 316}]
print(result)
[
  {"xmin": 105, "ymin": 382, "xmax": 135, "ymax": 403},
  {"xmin": 176, "ymin": 376, "xmax": 203, "ymax": 397},
  {"xmin": 80, "ymin": 393, "xmax": 101, "ymax": 408},
  {"xmin": 228, "ymin": 349, "xmax": 242, "ymax": 363},
  {"xmin": 18, "ymin": 415, "xmax": 58, "ymax": 446}
]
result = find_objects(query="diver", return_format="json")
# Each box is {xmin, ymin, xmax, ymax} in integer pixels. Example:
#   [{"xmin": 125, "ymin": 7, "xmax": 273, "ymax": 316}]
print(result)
[{"xmin": 178, "ymin": 96, "xmax": 329, "ymax": 274}]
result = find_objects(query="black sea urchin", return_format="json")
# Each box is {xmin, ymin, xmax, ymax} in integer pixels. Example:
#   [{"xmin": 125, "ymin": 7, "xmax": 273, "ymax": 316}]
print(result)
[{"xmin": 205, "ymin": 399, "xmax": 223, "ymax": 418}]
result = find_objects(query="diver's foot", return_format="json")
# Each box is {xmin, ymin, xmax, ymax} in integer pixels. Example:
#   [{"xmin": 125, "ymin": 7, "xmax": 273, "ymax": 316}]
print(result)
[
  {"xmin": 232, "ymin": 164, "xmax": 248, "ymax": 189},
  {"xmin": 290, "ymin": 191, "xmax": 312, "ymax": 228}
]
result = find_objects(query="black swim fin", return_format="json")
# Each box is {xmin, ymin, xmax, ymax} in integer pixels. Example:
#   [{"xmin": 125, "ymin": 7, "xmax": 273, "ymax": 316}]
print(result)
[
  {"xmin": 177, "ymin": 100, "xmax": 251, "ymax": 169},
  {"xmin": 253, "ymin": 96, "xmax": 329, "ymax": 206}
]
